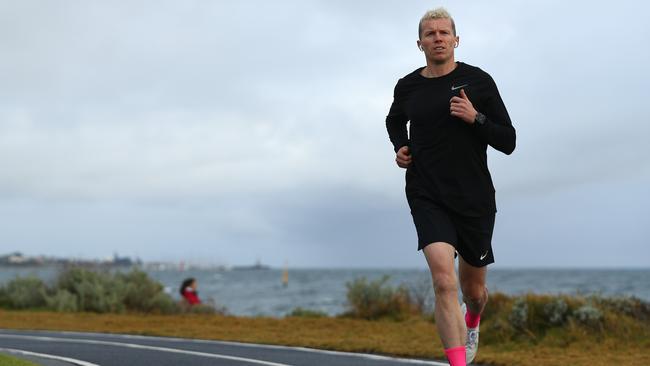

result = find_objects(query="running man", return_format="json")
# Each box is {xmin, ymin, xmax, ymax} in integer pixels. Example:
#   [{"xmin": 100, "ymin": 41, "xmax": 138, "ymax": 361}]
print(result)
[{"xmin": 385, "ymin": 8, "xmax": 516, "ymax": 366}]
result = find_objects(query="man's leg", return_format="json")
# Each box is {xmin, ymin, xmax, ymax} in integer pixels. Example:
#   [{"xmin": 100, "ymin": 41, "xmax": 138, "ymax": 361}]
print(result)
[
  {"xmin": 458, "ymin": 256, "xmax": 488, "ymax": 363},
  {"xmin": 458, "ymin": 256, "xmax": 488, "ymax": 317},
  {"xmin": 422, "ymin": 242, "xmax": 466, "ymax": 354}
]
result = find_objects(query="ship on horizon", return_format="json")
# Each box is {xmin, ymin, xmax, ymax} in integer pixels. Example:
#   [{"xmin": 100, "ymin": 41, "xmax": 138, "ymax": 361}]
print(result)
[{"xmin": 232, "ymin": 259, "xmax": 270, "ymax": 270}]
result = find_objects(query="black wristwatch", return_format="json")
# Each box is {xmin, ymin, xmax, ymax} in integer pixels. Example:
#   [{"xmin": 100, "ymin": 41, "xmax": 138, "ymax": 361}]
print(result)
[{"xmin": 474, "ymin": 112, "xmax": 487, "ymax": 126}]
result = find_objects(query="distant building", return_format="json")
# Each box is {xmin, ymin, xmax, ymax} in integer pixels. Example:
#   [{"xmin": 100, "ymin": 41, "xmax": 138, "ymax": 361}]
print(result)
[
  {"xmin": 0, "ymin": 252, "xmax": 43, "ymax": 266},
  {"xmin": 110, "ymin": 253, "xmax": 143, "ymax": 267},
  {"xmin": 0, "ymin": 252, "xmax": 141, "ymax": 268}
]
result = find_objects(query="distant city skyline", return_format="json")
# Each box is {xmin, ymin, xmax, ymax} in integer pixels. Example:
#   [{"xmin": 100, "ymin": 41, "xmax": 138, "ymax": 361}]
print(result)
[{"xmin": 1, "ymin": 1, "xmax": 648, "ymax": 269}]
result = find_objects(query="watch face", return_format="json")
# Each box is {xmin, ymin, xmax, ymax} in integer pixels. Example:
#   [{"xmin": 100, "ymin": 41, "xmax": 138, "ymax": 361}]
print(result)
[{"xmin": 477, "ymin": 113, "xmax": 486, "ymax": 125}]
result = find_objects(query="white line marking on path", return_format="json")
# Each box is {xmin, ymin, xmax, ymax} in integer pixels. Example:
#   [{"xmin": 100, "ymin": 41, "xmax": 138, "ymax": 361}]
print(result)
[
  {"xmin": 0, "ymin": 347, "xmax": 100, "ymax": 366},
  {"xmin": 0, "ymin": 334, "xmax": 292, "ymax": 366},
  {"xmin": 0, "ymin": 330, "xmax": 449, "ymax": 365}
]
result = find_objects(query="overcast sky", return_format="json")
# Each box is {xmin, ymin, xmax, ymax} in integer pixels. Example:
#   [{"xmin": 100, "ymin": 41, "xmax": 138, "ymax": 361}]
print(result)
[{"xmin": 1, "ymin": 1, "xmax": 648, "ymax": 268}]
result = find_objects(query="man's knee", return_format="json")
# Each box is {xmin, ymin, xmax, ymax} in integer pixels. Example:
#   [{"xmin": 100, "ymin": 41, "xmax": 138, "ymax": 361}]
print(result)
[
  {"xmin": 432, "ymin": 273, "xmax": 458, "ymax": 296},
  {"xmin": 462, "ymin": 283, "xmax": 488, "ymax": 304}
]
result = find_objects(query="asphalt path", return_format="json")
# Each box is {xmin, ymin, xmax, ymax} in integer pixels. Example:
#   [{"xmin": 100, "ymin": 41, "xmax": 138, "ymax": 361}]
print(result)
[{"xmin": 0, "ymin": 329, "xmax": 488, "ymax": 366}]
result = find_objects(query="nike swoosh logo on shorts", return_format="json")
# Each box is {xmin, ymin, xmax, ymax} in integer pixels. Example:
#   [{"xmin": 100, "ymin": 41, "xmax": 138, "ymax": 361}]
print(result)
[
  {"xmin": 480, "ymin": 251, "xmax": 489, "ymax": 260},
  {"xmin": 451, "ymin": 84, "xmax": 468, "ymax": 90}
]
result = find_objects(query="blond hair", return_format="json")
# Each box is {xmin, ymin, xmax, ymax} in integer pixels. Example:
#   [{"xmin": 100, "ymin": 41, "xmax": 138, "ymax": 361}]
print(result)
[{"xmin": 418, "ymin": 7, "xmax": 456, "ymax": 38}]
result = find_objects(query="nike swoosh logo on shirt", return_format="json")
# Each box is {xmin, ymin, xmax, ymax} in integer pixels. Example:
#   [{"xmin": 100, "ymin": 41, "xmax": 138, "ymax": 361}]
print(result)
[{"xmin": 451, "ymin": 84, "xmax": 468, "ymax": 91}]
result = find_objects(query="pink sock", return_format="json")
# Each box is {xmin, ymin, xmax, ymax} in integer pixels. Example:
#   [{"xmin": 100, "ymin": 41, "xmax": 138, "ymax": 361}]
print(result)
[
  {"xmin": 465, "ymin": 309, "xmax": 481, "ymax": 328},
  {"xmin": 444, "ymin": 346, "xmax": 466, "ymax": 366}
]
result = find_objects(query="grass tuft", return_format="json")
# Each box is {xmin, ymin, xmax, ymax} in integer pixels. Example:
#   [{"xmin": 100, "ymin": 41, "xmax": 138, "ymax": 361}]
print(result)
[
  {"xmin": 0, "ymin": 354, "xmax": 40, "ymax": 366},
  {"xmin": 286, "ymin": 307, "xmax": 328, "ymax": 318}
]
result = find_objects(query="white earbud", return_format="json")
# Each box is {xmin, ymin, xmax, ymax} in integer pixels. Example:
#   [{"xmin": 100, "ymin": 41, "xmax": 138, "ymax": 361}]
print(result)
[{"xmin": 419, "ymin": 45, "xmax": 424, "ymax": 51}]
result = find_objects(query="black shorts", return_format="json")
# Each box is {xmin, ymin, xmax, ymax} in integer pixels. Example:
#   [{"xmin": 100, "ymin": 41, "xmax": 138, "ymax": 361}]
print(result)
[{"xmin": 406, "ymin": 169, "xmax": 496, "ymax": 267}]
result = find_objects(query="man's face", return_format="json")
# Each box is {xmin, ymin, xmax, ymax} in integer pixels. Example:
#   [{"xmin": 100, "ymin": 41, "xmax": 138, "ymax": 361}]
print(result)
[{"xmin": 418, "ymin": 18, "xmax": 458, "ymax": 64}]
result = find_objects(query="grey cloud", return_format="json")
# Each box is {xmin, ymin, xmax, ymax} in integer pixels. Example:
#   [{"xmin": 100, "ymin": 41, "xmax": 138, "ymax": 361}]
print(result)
[{"xmin": 0, "ymin": 0, "xmax": 648, "ymax": 267}]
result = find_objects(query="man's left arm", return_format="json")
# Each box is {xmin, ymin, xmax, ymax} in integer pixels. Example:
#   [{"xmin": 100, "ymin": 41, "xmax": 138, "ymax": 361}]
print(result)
[
  {"xmin": 474, "ymin": 76, "xmax": 516, "ymax": 155},
  {"xmin": 450, "ymin": 76, "xmax": 516, "ymax": 155}
]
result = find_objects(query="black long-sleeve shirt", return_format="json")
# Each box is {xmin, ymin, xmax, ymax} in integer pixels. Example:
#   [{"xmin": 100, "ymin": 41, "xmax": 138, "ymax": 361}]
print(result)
[{"xmin": 386, "ymin": 62, "xmax": 516, "ymax": 216}]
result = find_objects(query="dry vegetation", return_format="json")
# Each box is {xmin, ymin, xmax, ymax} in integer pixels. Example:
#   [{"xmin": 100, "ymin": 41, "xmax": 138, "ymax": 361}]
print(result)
[
  {"xmin": 1, "ymin": 270, "xmax": 649, "ymax": 366},
  {"xmin": 1, "ymin": 308, "xmax": 648, "ymax": 366}
]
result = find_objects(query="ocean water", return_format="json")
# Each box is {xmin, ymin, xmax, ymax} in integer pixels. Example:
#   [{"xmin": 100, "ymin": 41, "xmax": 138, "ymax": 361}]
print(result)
[{"xmin": 1, "ymin": 267, "xmax": 648, "ymax": 317}]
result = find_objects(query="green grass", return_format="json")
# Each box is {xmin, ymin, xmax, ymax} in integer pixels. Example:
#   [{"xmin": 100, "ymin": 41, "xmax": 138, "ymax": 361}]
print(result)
[{"xmin": 0, "ymin": 354, "xmax": 40, "ymax": 366}]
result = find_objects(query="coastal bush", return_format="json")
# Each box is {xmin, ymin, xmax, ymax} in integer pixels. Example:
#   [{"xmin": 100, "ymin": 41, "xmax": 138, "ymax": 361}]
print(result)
[
  {"xmin": 0, "ymin": 267, "xmax": 226, "ymax": 314},
  {"xmin": 405, "ymin": 273, "xmax": 434, "ymax": 315},
  {"xmin": 0, "ymin": 276, "xmax": 48, "ymax": 309},
  {"xmin": 589, "ymin": 295, "xmax": 650, "ymax": 321},
  {"xmin": 55, "ymin": 267, "xmax": 188, "ymax": 314},
  {"xmin": 477, "ymin": 292, "xmax": 650, "ymax": 346},
  {"xmin": 343, "ymin": 275, "xmax": 419, "ymax": 320},
  {"xmin": 45, "ymin": 289, "xmax": 78, "ymax": 312},
  {"xmin": 508, "ymin": 297, "xmax": 528, "ymax": 331},
  {"xmin": 480, "ymin": 291, "xmax": 511, "ymax": 320},
  {"xmin": 55, "ymin": 267, "xmax": 126, "ymax": 313},
  {"xmin": 543, "ymin": 298, "xmax": 568, "ymax": 325},
  {"xmin": 572, "ymin": 304, "xmax": 603, "ymax": 327},
  {"xmin": 116, "ymin": 270, "xmax": 178, "ymax": 314}
]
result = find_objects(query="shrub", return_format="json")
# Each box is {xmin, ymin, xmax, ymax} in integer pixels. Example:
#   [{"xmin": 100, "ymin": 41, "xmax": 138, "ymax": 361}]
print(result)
[
  {"xmin": 52, "ymin": 267, "xmax": 185, "ymax": 314},
  {"xmin": 544, "ymin": 298, "xmax": 569, "ymax": 325},
  {"xmin": 477, "ymin": 292, "xmax": 647, "ymax": 345},
  {"xmin": 590, "ymin": 295, "xmax": 650, "ymax": 321},
  {"xmin": 405, "ymin": 273, "xmax": 434, "ymax": 315},
  {"xmin": 0, "ymin": 267, "xmax": 231, "ymax": 315},
  {"xmin": 344, "ymin": 275, "xmax": 418, "ymax": 320},
  {"xmin": 117, "ymin": 269, "xmax": 179, "ymax": 314},
  {"xmin": 572, "ymin": 304, "xmax": 603, "ymax": 327},
  {"xmin": 481, "ymin": 291, "xmax": 512, "ymax": 321},
  {"xmin": 55, "ymin": 267, "xmax": 125, "ymax": 313},
  {"xmin": 508, "ymin": 297, "xmax": 528, "ymax": 331},
  {"xmin": 0, "ymin": 277, "xmax": 48, "ymax": 309},
  {"xmin": 45, "ymin": 289, "xmax": 78, "ymax": 312}
]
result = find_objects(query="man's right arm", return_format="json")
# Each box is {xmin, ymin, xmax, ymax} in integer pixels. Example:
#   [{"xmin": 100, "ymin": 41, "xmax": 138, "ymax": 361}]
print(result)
[{"xmin": 385, "ymin": 81, "xmax": 409, "ymax": 153}]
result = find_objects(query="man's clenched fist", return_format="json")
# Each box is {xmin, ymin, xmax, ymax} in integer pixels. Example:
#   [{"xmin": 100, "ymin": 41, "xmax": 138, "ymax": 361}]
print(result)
[{"xmin": 396, "ymin": 145, "xmax": 412, "ymax": 168}]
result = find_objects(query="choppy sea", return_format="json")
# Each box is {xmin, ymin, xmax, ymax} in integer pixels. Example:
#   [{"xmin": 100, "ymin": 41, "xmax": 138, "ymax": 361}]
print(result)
[{"xmin": 1, "ymin": 267, "xmax": 648, "ymax": 317}]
